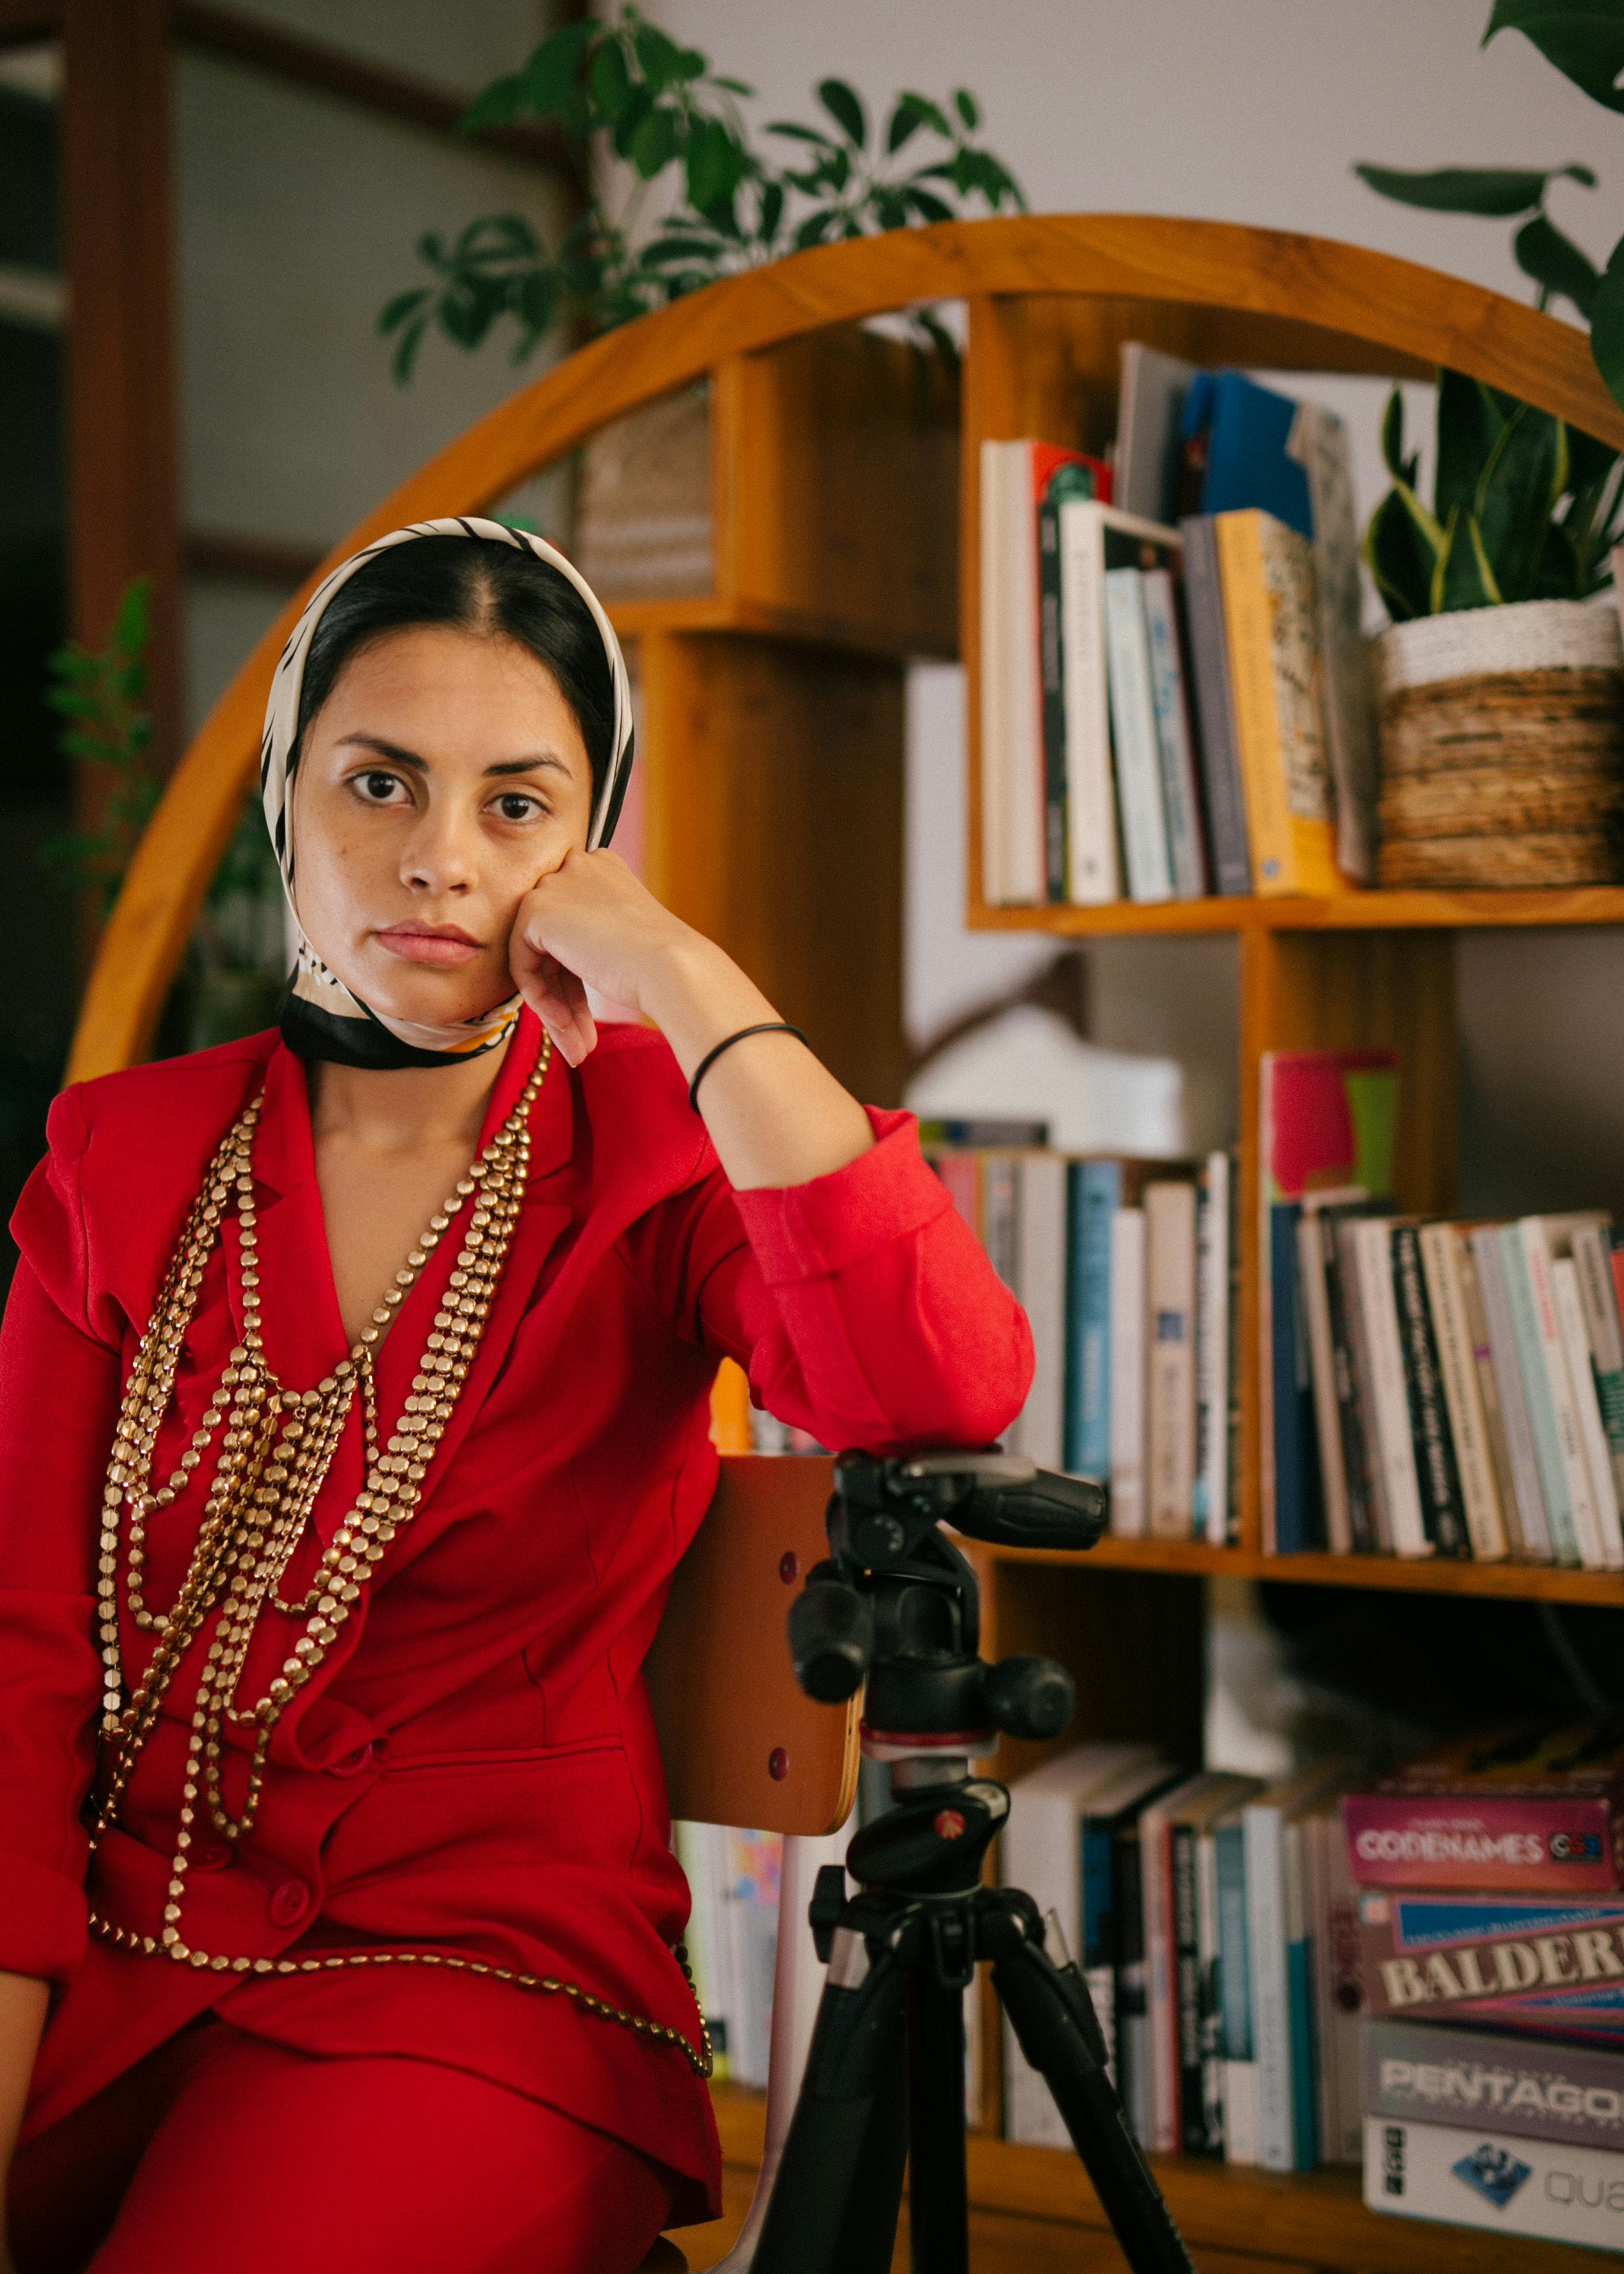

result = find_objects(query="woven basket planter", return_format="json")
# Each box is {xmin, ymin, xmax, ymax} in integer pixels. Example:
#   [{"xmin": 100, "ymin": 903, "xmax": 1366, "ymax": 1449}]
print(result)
[{"xmin": 1374, "ymin": 599, "xmax": 1624, "ymax": 889}]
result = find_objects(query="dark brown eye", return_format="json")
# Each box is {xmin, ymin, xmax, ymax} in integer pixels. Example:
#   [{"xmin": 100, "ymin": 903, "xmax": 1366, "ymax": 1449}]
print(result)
[
  {"xmin": 361, "ymin": 772, "xmax": 398, "ymax": 800},
  {"xmin": 497, "ymin": 794, "xmax": 537, "ymax": 821}
]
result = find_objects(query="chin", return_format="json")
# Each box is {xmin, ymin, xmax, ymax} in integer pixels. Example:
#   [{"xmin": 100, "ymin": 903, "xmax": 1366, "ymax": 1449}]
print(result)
[{"xmin": 349, "ymin": 958, "xmax": 513, "ymax": 1034}]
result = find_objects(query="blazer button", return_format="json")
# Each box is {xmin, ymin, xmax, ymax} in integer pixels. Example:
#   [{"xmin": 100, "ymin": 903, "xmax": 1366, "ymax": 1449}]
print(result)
[
  {"xmin": 268, "ymin": 1877, "xmax": 311, "ymax": 1928},
  {"xmin": 328, "ymin": 1742, "xmax": 375, "ymax": 1779},
  {"xmin": 190, "ymin": 1836, "xmax": 233, "ymax": 1872}
]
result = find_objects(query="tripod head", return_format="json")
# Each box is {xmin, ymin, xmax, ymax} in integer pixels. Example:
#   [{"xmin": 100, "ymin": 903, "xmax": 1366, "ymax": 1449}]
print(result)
[{"xmin": 788, "ymin": 1450, "xmax": 1107, "ymax": 1765}]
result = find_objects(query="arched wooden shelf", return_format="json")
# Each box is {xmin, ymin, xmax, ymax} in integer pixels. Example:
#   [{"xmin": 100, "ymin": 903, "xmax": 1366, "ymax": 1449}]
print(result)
[{"xmin": 69, "ymin": 211, "xmax": 1623, "ymax": 1084}]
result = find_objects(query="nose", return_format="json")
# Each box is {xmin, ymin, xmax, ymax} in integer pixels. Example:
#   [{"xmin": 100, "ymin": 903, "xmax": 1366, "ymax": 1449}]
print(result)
[{"xmin": 401, "ymin": 800, "xmax": 477, "ymax": 897}]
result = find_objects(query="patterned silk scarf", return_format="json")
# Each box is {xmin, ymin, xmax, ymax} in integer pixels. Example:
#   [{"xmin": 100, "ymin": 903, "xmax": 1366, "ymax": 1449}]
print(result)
[{"xmin": 260, "ymin": 517, "xmax": 635, "ymax": 1071}]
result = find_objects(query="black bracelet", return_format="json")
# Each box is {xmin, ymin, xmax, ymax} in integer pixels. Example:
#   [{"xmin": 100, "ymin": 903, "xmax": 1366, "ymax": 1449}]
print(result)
[{"xmin": 687, "ymin": 1021, "xmax": 810, "ymax": 1113}]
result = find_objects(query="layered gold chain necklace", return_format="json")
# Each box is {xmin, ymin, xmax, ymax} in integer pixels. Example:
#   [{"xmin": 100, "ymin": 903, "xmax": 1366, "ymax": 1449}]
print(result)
[{"xmin": 84, "ymin": 1035, "xmax": 710, "ymax": 2078}]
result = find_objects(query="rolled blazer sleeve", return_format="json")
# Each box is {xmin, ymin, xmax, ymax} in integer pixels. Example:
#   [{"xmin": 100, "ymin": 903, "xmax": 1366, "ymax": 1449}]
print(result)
[
  {"xmin": 0, "ymin": 1090, "xmax": 118, "ymax": 1981},
  {"xmin": 624, "ymin": 1106, "xmax": 1034, "ymax": 1453}
]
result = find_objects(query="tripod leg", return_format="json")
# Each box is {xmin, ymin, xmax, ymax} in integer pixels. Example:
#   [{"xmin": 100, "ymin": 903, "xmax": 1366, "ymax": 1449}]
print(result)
[
  {"xmin": 994, "ymin": 1928, "xmax": 1199, "ymax": 2274},
  {"xmin": 751, "ymin": 1924, "xmax": 909, "ymax": 2274},
  {"xmin": 906, "ymin": 1974, "xmax": 969, "ymax": 2274}
]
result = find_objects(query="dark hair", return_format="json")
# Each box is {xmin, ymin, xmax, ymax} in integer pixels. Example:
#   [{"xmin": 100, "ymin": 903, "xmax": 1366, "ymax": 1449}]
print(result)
[{"xmin": 291, "ymin": 534, "xmax": 615, "ymax": 808}]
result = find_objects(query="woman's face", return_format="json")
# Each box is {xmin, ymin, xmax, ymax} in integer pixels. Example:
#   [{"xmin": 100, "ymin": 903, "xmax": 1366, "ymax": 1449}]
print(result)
[{"xmin": 291, "ymin": 623, "xmax": 595, "ymax": 1030}]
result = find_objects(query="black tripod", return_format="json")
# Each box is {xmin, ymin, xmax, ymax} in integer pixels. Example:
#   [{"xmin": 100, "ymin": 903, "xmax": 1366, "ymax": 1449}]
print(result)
[{"xmin": 750, "ymin": 1451, "xmax": 1198, "ymax": 2274}]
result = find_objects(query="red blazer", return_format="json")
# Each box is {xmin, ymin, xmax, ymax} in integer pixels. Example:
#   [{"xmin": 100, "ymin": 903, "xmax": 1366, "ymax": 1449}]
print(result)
[{"xmin": 0, "ymin": 1013, "xmax": 1030, "ymax": 2218}]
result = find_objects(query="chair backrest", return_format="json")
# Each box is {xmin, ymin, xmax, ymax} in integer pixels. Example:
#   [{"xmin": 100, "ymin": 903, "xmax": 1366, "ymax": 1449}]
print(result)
[{"xmin": 645, "ymin": 1454, "xmax": 858, "ymax": 1836}]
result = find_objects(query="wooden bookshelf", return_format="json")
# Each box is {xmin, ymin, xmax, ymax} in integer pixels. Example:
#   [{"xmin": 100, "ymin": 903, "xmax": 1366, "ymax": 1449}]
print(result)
[{"xmin": 70, "ymin": 216, "xmax": 1624, "ymax": 2272}]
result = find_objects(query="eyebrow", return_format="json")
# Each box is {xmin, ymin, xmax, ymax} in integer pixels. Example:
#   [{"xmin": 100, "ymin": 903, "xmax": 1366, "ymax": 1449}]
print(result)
[{"xmin": 336, "ymin": 731, "xmax": 575, "ymax": 780}]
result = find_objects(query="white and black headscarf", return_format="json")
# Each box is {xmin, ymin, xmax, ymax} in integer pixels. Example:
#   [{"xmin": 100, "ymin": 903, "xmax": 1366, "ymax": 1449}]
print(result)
[{"xmin": 261, "ymin": 517, "xmax": 635, "ymax": 1071}]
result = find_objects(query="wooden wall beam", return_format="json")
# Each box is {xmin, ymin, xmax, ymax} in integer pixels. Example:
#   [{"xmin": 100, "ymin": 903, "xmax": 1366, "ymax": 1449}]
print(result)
[
  {"xmin": 172, "ymin": 2, "xmax": 582, "ymax": 186},
  {"xmin": 61, "ymin": 0, "xmax": 183, "ymax": 782}
]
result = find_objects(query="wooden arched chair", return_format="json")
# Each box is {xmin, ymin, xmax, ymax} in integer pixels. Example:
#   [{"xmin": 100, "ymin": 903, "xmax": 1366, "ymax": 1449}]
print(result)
[{"xmin": 641, "ymin": 1453, "xmax": 858, "ymax": 2273}]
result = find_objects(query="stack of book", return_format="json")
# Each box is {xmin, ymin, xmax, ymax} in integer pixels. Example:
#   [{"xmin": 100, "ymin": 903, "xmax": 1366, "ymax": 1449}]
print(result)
[
  {"xmin": 1001, "ymin": 1743, "xmax": 1365, "ymax": 2168},
  {"xmin": 922, "ymin": 1126, "xmax": 1239, "ymax": 1543},
  {"xmin": 981, "ymin": 347, "xmax": 1377, "ymax": 910},
  {"xmin": 1349, "ymin": 1726, "xmax": 1624, "ymax": 2248},
  {"xmin": 1264, "ymin": 1049, "xmax": 1624, "ymax": 1567}
]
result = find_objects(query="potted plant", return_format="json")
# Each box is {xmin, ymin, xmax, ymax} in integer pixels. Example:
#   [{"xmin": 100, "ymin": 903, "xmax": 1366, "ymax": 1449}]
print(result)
[{"xmin": 1362, "ymin": 375, "xmax": 1623, "ymax": 887}]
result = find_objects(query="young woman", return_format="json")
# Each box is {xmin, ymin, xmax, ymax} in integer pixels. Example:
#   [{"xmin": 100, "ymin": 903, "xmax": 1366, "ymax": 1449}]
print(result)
[{"xmin": 0, "ymin": 521, "xmax": 1030, "ymax": 2274}]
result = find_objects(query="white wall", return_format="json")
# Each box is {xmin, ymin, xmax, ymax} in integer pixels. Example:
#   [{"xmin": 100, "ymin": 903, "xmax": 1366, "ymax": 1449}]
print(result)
[{"xmin": 647, "ymin": 1, "xmax": 1624, "ymax": 1210}]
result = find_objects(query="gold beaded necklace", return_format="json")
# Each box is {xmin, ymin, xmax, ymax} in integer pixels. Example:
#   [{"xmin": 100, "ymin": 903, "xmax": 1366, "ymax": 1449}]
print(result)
[{"xmin": 85, "ymin": 1035, "xmax": 711, "ymax": 2078}]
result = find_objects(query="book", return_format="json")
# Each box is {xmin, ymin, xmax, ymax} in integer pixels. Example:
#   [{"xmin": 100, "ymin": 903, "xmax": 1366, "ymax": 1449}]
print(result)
[
  {"xmin": 1116, "ymin": 342, "xmax": 1194, "ymax": 524},
  {"xmin": 1357, "ymin": 1886, "xmax": 1624, "ymax": 2040},
  {"xmin": 1140, "ymin": 1770, "xmax": 1239, "ymax": 2150},
  {"xmin": 1058, "ymin": 503, "xmax": 1178, "ymax": 905},
  {"xmin": 1418, "ymin": 1221, "xmax": 1509, "ymax": 1560},
  {"xmin": 1214, "ymin": 508, "xmax": 1339, "ymax": 896},
  {"xmin": 1298, "ymin": 1198, "xmax": 1390, "ymax": 1555},
  {"xmin": 1517, "ymin": 1217, "xmax": 1607, "ymax": 1568},
  {"xmin": 1001, "ymin": 1740, "xmax": 1159, "ymax": 2145},
  {"xmin": 1552, "ymin": 1256, "xmax": 1624, "ymax": 1570},
  {"xmin": 673, "ymin": 1819, "xmax": 731, "ymax": 2080},
  {"xmin": 1572, "ymin": 1218, "xmax": 1624, "ymax": 1515},
  {"xmin": 1193, "ymin": 1150, "xmax": 1232, "ymax": 1546},
  {"xmin": 1499, "ymin": 1221, "xmax": 1584, "ymax": 1566},
  {"xmin": 1172, "ymin": 1775, "xmax": 1263, "ymax": 2154},
  {"xmin": 1284, "ymin": 398, "xmax": 1378, "ymax": 885},
  {"xmin": 1140, "ymin": 567, "xmax": 1209, "ymax": 897},
  {"xmin": 1344, "ymin": 1724, "xmax": 1624, "ymax": 1895},
  {"xmin": 1014, "ymin": 1151, "xmax": 1068, "ymax": 1470},
  {"xmin": 1350, "ymin": 1217, "xmax": 1432, "ymax": 1558},
  {"xmin": 1457, "ymin": 1228, "xmax": 1536, "ymax": 1560},
  {"xmin": 1145, "ymin": 1177, "xmax": 1197, "ymax": 1540},
  {"xmin": 1116, "ymin": 1814, "xmax": 1154, "ymax": 2145},
  {"xmin": 1390, "ymin": 1222, "xmax": 1470, "ymax": 1557},
  {"xmin": 1080, "ymin": 1759, "xmax": 1183, "ymax": 2098},
  {"xmin": 1306, "ymin": 1797, "xmax": 1365, "ymax": 2165},
  {"xmin": 1214, "ymin": 1806, "xmax": 1258, "ymax": 2165},
  {"xmin": 1365, "ymin": 2016, "xmax": 1624, "ymax": 2156},
  {"xmin": 1470, "ymin": 1225, "xmax": 1555, "ymax": 1562},
  {"xmin": 1065, "ymin": 1159, "xmax": 1120, "ymax": 1478},
  {"xmin": 1335, "ymin": 1214, "xmax": 1394, "ymax": 1553},
  {"xmin": 1105, "ymin": 565, "xmax": 1175, "ymax": 902},
  {"xmin": 1180, "ymin": 370, "xmax": 1315, "ymax": 537},
  {"xmin": 1259, "ymin": 1049, "xmax": 1400, "ymax": 1554},
  {"xmin": 1109, "ymin": 1205, "xmax": 1147, "ymax": 1537},
  {"xmin": 1245, "ymin": 1760, "xmax": 1353, "ymax": 2171},
  {"xmin": 1365, "ymin": 2114, "xmax": 1624, "ymax": 2249},
  {"xmin": 1037, "ymin": 445, "xmax": 1112, "ymax": 897},
  {"xmin": 979, "ymin": 1151, "xmax": 1019, "ymax": 1294},
  {"xmin": 917, "ymin": 1114, "xmax": 1050, "ymax": 1146},
  {"xmin": 1179, "ymin": 514, "xmax": 1252, "ymax": 895},
  {"xmin": 718, "ymin": 1826, "xmax": 782, "ymax": 2088}
]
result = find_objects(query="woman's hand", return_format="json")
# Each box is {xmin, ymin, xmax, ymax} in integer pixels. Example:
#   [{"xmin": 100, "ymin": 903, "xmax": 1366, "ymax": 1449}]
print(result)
[
  {"xmin": 508, "ymin": 850, "xmax": 873, "ymax": 1190},
  {"xmin": 508, "ymin": 850, "xmax": 700, "ymax": 1068}
]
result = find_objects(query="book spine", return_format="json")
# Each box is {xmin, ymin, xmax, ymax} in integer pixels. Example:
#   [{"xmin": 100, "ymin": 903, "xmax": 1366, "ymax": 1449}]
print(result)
[
  {"xmin": 1244, "ymin": 1803, "xmax": 1295, "ymax": 2172},
  {"xmin": 1324, "ymin": 1212, "xmax": 1379, "ymax": 1553},
  {"xmin": 979, "ymin": 441, "xmax": 1012, "ymax": 905},
  {"xmin": 1270, "ymin": 1201, "xmax": 1323, "ymax": 1553},
  {"xmin": 1473, "ymin": 1227, "xmax": 1555, "ymax": 1562},
  {"xmin": 1215, "ymin": 511, "xmax": 1296, "ymax": 895},
  {"xmin": 1146, "ymin": 1180, "xmax": 1197, "ymax": 1539},
  {"xmin": 1337, "ymin": 1219, "xmax": 1394, "ymax": 1552},
  {"xmin": 1116, "ymin": 1826, "xmax": 1153, "ymax": 2146},
  {"xmin": 1514, "ymin": 1221, "xmax": 1596, "ymax": 1567},
  {"xmin": 1457, "ymin": 1230, "xmax": 1531, "ymax": 1560},
  {"xmin": 1321, "ymin": 1812, "xmax": 1366, "ymax": 2164},
  {"xmin": 1195, "ymin": 1151, "xmax": 1232, "ymax": 1545},
  {"xmin": 980, "ymin": 1152, "xmax": 1019, "ymax": 1294},
  {"xmin": 1299, "ymin": 1210, "xmax": 1351, "ymax": 1553},
  {"xmin": 1105, "ymin": 568, "xmax": 1174, "ymax": 902},
  {"xmin": 1141, "ymin": 1803, "xmax": 1177, "ymax": 2152},
  {"xmin": 1552, "ymin": 1258, "xmax": 1624, "ymax": 1570},
  {"xmin": 1173, "ymin": 1822, "xmax": 1208, "ymax": 2152},
  {"xmin": 1195, "ymin": 1826, "xmax": 1226, "ymax": 2156},
  {"xmin": 1499, "ymin": 1223, "xmax": 1580, "ymax": 1563},
  {"xmin": 1016, "ymin": 1153, "xmax": 1068, "ymax": 1471},
  {"xmin": 1140, "ymin": 565, "xmax": 1207, "ymax": 897},
  {"xmin": 1572, "ymin": 1220, "xmax": 1624, "ymax": 1515},
  {"xmin": 1216, "ymin": 1819, "xmax": 1258, "ymax": 2167},
  {"xmin": 1283, "ymin": 1819, "xmax": 1319, "ymax": 2170},
  {"xmin": 1178, "ymin": 516, "xmax": 1252, "ymax": 894},
  {"xmin": 1419, "ymin": 1222, "xmax": 1508, "ymax": 1560},
  {"xmin": 1059, "ymin": 499, "xmax": 1121, "ymax": 903},
  {"xmin": 1081, "ymin": 1819, "xmax": 1119, "ymax": 2094},
  {"xmin": 1038, "ymin": 491, "xmax": 1068, "ymax": 901},
  {"xmin": 1355, "ymin": 1220, "xmax": 1430, "ymax": 1556},
  {"xmin": 1065, "ymin": 1161, "xmax": 1121, "ymax": 1477},
  {"xmin": 1109, "ymin": 1206, "xmax": 1147, "ymax": 1537},
  {"xmin": 1365, "ymin": 2116, "xmax": 1624, "ymax": 2250},
  {"xmin": 1391, "ymin": 1224, "xmax": 1470, "ymax": 1557},
  {"xmin": 1007, "ymin": 442, "xmax": 1045, "ymax": 904}
]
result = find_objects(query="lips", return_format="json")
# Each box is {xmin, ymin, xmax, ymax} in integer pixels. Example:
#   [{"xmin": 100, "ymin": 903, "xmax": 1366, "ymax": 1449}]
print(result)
[{"xmin": 374, "ymin": 923, "xmax": 485, "ymax": 968}]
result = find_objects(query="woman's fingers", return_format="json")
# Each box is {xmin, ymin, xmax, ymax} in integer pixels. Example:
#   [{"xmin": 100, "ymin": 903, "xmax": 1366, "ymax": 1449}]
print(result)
[{"xmin": 515, "ymin": 948, "xmax": 597, "ymax": 1066}]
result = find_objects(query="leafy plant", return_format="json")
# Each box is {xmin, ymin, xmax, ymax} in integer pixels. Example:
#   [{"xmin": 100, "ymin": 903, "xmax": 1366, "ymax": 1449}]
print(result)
[
  {"xmin": 1356, "ymin": 0, "xmax": 1624, "ymax": 413},
  {"xmin": 379, "ymin": 8, "xmax": 1024, "ymax": 379},
  {"xmin": 1363, "ymin": 369, "xmax": 1624, "ymax": 618},
  {"xmin": 37, "ymin": 578, "xmax": 161, "ymax": 916}
]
